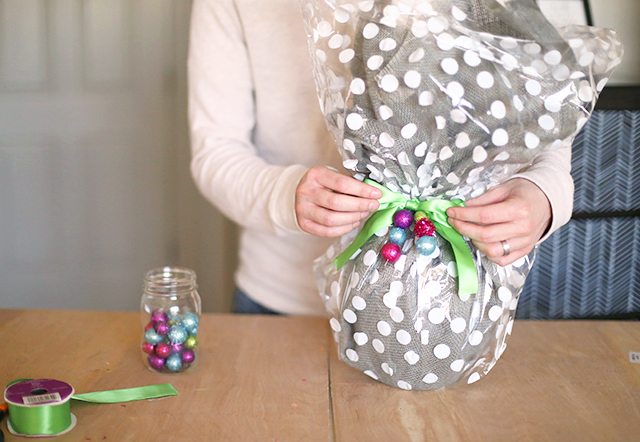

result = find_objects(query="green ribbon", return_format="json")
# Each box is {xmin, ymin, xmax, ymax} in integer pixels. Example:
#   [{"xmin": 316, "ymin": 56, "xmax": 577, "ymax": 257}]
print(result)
[
  {"xmin": 334, "ymin": 179, "xmax": 478, "ymax": 301},
  {"xmin": 72, "ymin": 384, "xmax": 177, "ymax": 403},
  {"xmin": 7, "ymin": 400, "xmax": 72, "ymax": 437},
  {"xmin": 5, "ymin": 380, "xmax": 177, "ymax": 437}
]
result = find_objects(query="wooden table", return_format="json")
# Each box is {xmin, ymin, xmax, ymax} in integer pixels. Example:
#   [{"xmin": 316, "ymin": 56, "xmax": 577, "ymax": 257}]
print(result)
[{"xmin": 1, "ymin": 309, "xmax": 638, "ymax": 441}]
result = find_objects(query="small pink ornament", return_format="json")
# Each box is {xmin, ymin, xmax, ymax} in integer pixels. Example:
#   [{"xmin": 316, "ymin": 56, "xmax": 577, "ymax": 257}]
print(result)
[
  {"xmin": 148, "ymin": 354, "xmax": 165, "ymax": 371},
  {"xmin": 151, "ymin": 310, "xmax": 168, "ymax": 323},
  {"xmin": 171, "ymin": 343, "xmax": 184, "ymax": 354},
  {"xmin": 393, "ymin": 209, "xmax": 414, "ymax": 229},
  {"xmin": 414, "ymin": 218, "xmax": 436, "ymax": 237},
  {"xmin": 181, "ymin": 349, "xmax": 196, "ymax": 364},
  {"xmin": 381, "ymin": 242, "xmax": 402, "ymax": 263},
  {"xmin": 155, "ymin": 322, "xmax": 170, "ymax": 336},
  {"xmin": 142, "ymin": 342, "xmax": 155, "ymax": 354},
  {"xmin": 144, "ymin": 321, "xmax": 155, "ymax": 332},
  {"xmin": 155, "ymin": 342, "xmax": 172, "ymax": 358}
]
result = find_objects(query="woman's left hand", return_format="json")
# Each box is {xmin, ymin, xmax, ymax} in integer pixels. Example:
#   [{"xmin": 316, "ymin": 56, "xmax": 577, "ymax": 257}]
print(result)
[{"xmin": 446, "ymin": 178, "xmax": 551, "ymax": 266}]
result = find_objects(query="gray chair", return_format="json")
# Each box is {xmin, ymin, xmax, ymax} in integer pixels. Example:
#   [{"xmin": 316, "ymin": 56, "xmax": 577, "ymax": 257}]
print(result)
[{"xmin": 519, "ymin": 110, "xmax": 640, "ymax": 319}]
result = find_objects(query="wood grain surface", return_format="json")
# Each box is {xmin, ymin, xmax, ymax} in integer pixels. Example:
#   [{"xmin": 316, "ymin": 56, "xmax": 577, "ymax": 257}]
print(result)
[
  {"xmin": 329, "ymin": 320, "xmax": 640, "ymax": 442},
  {"xmin": 1, "ymin": 310, "xmax": 639, "ymax": 441},
  {"xmin": 0, "ymin": 310, "xmax": 331, "ymax": 441}
]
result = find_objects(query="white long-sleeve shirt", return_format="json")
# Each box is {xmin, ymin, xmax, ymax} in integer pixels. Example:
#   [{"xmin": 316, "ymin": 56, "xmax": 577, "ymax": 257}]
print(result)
[{"xmin": 188, "ymin": 0, "xmax": 574, "ymax": 315}]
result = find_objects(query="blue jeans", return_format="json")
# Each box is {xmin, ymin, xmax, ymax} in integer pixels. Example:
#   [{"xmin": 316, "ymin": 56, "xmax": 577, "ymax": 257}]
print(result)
[{"xmin": 232, "ymin": 288, "xmax": 280, "ymax": 315}]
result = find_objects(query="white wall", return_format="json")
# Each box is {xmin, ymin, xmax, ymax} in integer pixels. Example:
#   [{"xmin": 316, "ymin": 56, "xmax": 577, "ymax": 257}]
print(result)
[
  {"xmin": 0, "ymin": 0, "xmax": 237, "ymax": 312},
  {"xmin": 590, "ymin": 0, "xmax": 640, "ymax": 85}
]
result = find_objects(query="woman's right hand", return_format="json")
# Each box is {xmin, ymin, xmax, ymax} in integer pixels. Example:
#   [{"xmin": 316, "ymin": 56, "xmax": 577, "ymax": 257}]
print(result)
[{"xmin": 295, "ymin": 166, "xmax": 381, "ymax": 237}]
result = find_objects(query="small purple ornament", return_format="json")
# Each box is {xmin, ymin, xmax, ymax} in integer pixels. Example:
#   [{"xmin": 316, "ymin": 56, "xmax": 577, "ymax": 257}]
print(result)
[
  {"xmin": 155, "ymin": 321, "xmax": 170, "ymax": 336},
  {"xmin": 142, "ymin": 342, "xmax": 155, "ymax": 354},
  {"xmin": 151, "ymin": 310, "xmax": 168, "ymax": 323},
  {"xmin": 381, "ymin": 242, "xmax": 402, "ymax": 263},
  {"xmin": 181, "ymin": 349, "xmax": 196, "ymax": 364},
  {"xmin": 171, "ymin": 343, "xmax": 184, "ymax": 354},
  {"xmin": 148, "ymin": 354, "xmax": 165, "ymax": 371},
  {"xmin": 155, "ymin": 342, "xmax": 172, "ymax": 358},
  {"xmin": 393, "ymin": 209, "xmax": 413, "ymax": 229}
]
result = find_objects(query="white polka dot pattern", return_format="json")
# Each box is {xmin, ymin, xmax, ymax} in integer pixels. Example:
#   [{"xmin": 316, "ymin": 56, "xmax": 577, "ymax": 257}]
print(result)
[
  {"xmin": 396, "ymin": 329, "xmax": 411, "ymax": 345},
  {"xmin": 354, "ymin": 332, "xmax": 368, "ymax": 345},
  {"xmin": 346, "ymin": 349, "xmax": 359, "ymax": 362},
  {"xmin": 303, "ymin": 0, "xmax": 622, "ymax": 391},
  {"xmin": 433, "ymin": 344, "xmax": 451, "ymax": 359},
  {"xmin": 422, "ymin": 373, "xmax": 438, "ymax": 384},
  {"xmin": 404, "ymin": 350, "xmax": 420, "ymax": 365},
  {"xmin": 450, "ymin": 359, "xmax": 464, "ymax": 372},
  {"xmin": 343, "ymin": 309, "xmax": 357, "ymax": 324}
]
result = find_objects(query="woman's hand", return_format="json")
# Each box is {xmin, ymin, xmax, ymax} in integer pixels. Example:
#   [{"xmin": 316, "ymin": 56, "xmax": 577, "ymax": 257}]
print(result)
[
  {"xmin": 295, "ymin": 166, "xmax": 381, "ymax": 237},
  {"xmin": 446, "ymin": 178, "xmax": 551, "ymax": 266}
]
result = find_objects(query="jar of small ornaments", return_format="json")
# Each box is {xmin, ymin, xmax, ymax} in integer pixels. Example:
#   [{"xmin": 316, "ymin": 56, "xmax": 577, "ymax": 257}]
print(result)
[{"xmin": 141, "ymin": 267, "xmax": 201, "ymax": 373}]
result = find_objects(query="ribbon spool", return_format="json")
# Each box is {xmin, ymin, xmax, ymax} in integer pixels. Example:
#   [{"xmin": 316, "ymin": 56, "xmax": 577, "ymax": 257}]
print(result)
[
  {"xmin": 4, "ymin": 379, "xmax": 177, "ymax": 438},
  {"xmin": 4, "ymin": 379, "xmax": 76, "ymax": 437}
]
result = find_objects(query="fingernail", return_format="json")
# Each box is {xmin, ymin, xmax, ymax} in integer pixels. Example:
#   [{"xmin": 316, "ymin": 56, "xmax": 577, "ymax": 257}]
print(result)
[
  {"xmin": 369, "ymin": 201, "xmax": 378, "ymax": 210},
  {"xmin": 370, "ymin": 189, "xmax": 382, "ymax": 198},
  {"xmin": 446, "ymin": 208, "xmax": 455, "ymax": 217}
]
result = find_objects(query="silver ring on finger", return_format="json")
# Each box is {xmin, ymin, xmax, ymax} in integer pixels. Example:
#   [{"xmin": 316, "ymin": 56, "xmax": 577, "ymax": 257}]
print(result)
[{"xmin": 500, "ymin": 239, "xmax": 511, "ymax": 257}]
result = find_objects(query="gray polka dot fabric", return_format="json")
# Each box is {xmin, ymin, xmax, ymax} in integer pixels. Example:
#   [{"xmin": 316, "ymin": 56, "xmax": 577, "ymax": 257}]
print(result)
[{"xmin": 302, "ymin": 0, "xmax": 623, "ymax": 390}]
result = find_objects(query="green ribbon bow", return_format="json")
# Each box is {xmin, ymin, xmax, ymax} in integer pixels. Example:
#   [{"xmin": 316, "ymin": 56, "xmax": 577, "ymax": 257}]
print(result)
[{"xmin": 334, "ymin": 180, "xmax": 478, "ymax": 301}]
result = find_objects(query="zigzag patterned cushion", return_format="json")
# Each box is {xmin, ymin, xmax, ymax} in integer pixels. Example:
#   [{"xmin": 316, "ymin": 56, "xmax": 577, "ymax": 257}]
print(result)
[{"xmin": 519, "ymin": 110, "xmax": 640, "ymax": 319}]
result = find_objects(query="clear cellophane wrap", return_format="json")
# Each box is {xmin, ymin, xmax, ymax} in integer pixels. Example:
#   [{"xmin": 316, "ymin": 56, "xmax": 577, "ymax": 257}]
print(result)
[{"xmin": 302, "ymin": 0, "xmax": 622, "ymax": 390}]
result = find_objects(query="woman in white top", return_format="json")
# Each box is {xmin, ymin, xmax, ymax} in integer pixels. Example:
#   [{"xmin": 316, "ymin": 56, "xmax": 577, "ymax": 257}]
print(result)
[{"xmin": 188, "ymin": 0, "xmax": 574, "ymax": 315}]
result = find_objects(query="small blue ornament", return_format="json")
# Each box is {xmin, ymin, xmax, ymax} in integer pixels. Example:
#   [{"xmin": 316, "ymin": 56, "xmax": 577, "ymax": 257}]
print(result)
[
  {"xmin": 416, "ymin": 236, "xmax": 437, "ymax": 256},
  {"xmin": 144, "ymin": 328, "xmax": 163, "ymax": 344},
  {"xmin": 167, "ymin": 311, "xmax": 180, "ymax": 324},
  {"xmin": 165, "ymin": 353, "xmax": 183, "ymax": 372},
  {"xmin": 389, "ymin": 227, "xmax": 407, "ymax": 245},
  {"xmin": 181, "ymin": 312, "xmax": 199, "ymax": 334},
  {"xmin": 167, "ymin": 325, "xmax": 188, "ymax": 344}
]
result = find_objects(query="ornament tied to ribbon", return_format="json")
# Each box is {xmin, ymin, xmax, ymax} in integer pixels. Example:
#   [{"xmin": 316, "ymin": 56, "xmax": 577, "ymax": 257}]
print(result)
[
  {"xmin": 334, "ymin": 179, "xmax": 478, "ymax": 301},
  {"xmin": 3, "ymin": 378, "xmax": 177, "ymax": 437}
]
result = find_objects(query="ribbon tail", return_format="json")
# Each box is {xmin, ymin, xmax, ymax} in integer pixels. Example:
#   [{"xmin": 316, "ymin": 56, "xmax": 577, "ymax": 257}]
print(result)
[
  {"xmin": 72, "ymin": 384, "xmax": 177, "ymax": 404},
  {"xmin": 334, "ymin": 207, "xmax": 396, "ymax": 269},
  {"xmin": 435, "ymin": 224, "xmax": 478, "ymax": 301}
]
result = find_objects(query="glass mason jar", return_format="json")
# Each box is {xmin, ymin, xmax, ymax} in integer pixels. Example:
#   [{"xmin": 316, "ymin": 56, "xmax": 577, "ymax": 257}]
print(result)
[{"xmin": 140, "ymin": 267, "xmax": 201, "ymax": 373}]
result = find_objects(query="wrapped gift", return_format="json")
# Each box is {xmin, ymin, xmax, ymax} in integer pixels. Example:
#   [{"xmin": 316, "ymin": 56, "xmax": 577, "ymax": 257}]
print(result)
[{"xmin": 302, "ymin": 0, "xmax": 622, "ymax": 390}]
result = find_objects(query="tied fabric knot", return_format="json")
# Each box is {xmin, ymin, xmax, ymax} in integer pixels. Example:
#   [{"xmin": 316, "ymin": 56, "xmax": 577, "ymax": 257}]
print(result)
[{"xmin": 334, "ymin": 179, "xmax": 478, "ymax": 301}]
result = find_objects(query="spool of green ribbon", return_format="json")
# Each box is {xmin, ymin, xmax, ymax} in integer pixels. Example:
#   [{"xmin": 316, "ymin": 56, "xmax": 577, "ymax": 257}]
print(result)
[
  {"xmin": 334, "ymin": 179, "xmax": 478, "ymax": 301},
  {"xmin": 4, "ymin": 379, "xmax": 177, "ymax": 437}
]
